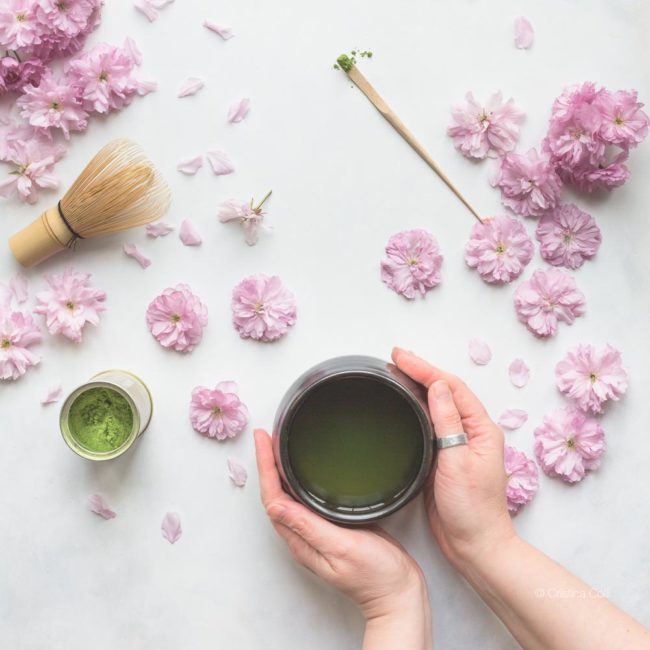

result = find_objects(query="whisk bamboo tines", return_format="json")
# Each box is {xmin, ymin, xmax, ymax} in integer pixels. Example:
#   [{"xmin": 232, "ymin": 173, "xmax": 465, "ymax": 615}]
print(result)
[
  {"xmin": 9, "ymin": 138, "xmax": 171, "ymax": 267},
  {"xmin": 336, "ymin": 56, "xmax": 484, "ymax": 224}
]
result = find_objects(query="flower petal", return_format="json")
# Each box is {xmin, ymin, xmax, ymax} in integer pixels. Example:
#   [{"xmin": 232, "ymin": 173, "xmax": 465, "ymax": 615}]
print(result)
[
  {"xmin": 498, "ymin": 409, "xmax": 528, "ymax": 430},
  {"xmin": 88, "ymin": 494, "xmax": 116, "ymax": 519},
  {"xmin": 508, "ymin": 358, "xmax": 530, "ymax": 388},
  {"xmin": 514, "ymin": 17, "xmax": 534, "ymax": 49},
  {"xmin": 123, "ymin": 243, "xmax": 152, "ymax": 268},
  {"xmin": 41, "ymin": 384, "xmax": 62, "ymax": 405},
  {"xmin": 179, "ymin": 219, "xmax": 202, "ymax": 246},
  {"xmin": 206, "ymin": 150, "xmax": 235, "ymax": 175},
  {"xmin": 161, "ymin": 512, "xmax": 182, "ymax": 543},
  {"xmin": 203, "ymin": 19, "xmax": 234, "ymax": 40},
  {"xmin": 227, "ymin": 458, "xmax": 248, "ymax": 487},
  {"xmin": 468, "ymin": 338, "xmax": 492, "ymax": 365},
  {"xmin": 10, "ymin": 274, "xmax": 29, "ymax": 303},
  {"xmin": 177, "ymin": 77, "xmax": 204, "ymax": 98},
  {"xmin": 177, "ymin": 154, "xmax": 203, "ymax": 175},
  {"xmin": 227, "ymin": 98, "xmax": 250, "ymax": 123},
  {"xmin": 146, "ymin": 222, "xmax": 175, "ymax": 237}
]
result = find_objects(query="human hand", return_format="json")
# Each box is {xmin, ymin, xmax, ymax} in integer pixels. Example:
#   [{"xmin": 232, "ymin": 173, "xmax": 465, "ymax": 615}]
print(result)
[
  {"xmin": 254, "ymin": 428, "xmax": 428, "ymax": 623},
  {"xmin": 392, "ymin": 348, "xmax": 515, "ymax": 569}
]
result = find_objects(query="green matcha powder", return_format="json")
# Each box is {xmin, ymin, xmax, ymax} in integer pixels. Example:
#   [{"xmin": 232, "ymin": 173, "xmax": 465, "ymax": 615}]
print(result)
[{"xmin": 68, "ymin": 387, "xmax": 134, "ymax": 452}]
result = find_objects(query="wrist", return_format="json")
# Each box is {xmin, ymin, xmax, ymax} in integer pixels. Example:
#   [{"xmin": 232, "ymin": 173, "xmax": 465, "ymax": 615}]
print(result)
[{"xmin": 361, "ymin": 571, "xmax": 428, "ymax": 622}]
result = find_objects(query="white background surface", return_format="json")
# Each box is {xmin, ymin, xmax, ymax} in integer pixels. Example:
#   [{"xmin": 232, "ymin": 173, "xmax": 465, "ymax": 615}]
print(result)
[{"xmin": 1, "ymin": 1, "xmax": 650, "ymax": 648}]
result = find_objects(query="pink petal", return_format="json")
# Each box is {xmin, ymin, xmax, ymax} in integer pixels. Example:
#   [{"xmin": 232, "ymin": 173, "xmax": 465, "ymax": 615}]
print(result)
[
  {"xmin": 203, "ymin": 19, "xmax": 234, "ymax": 40},
  {"xmin": 179, "ymin": 219, "xmax": 202, "ymax": 246},
  {"xmin": 228, "ymin": 98, "xmax": 250, "ymax": 123},
  {"xmin": 146, "ymin": 222, "xmax": 175, "ymax": 237},
  {"xmin": 468, "ymin": 338, "xmax": 492, "ymax": 365},
  {"xmin": 123, "ymin": 243, "xmax": 152, "ymax": 268},
  {"xmin": 498, "ymin": 409, "xmax": 528, "ymax": 430},
  {"xmin": 133, "ymin": 0, "xmax": 158, "ymax": 22},
  {"xmin": 227, "ymin": 458, "xmax": 248, "ymax": 487},
  {"xmin": 514, "ymin": 17, "xmax": 534, "ymax": 49},
  {"xmin": 10, "ymin": 273, "xmax": 29, "ymax": 303},
  {"xmin": 177, "ymin": 77, "xmax": 204, "ymax": 98},
  {"xmin": 508, "ymin": 358, "xmax": 530, "ymax": 388},
  {"xmin": 41, "ymin": 384, "xmax": 62, "ymax": 405},
  {"xmin": 88, "ymin": 494, "xmax": 116, "ymax": 520},
  {"xmin": 206, "ymin": 150, "xmax": 235, "ymax": 175},
  {"xmin": 161, "ymin": 512, "xmax": 182, "ymax": 543},
  {"xmin": 177, "ymin": 155, "xmax": 203, "ymax": 175}
]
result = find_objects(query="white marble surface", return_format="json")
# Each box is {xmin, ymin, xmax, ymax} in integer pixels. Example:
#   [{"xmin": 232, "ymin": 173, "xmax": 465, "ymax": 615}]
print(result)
[{"xmin": 1, "ymin": 1, "xmax": 650, "ymax": 648}]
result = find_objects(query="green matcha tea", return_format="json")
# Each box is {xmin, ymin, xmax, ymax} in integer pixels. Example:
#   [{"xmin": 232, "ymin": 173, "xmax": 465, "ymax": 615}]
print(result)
[
  {"xmin": 287, "ymin": 376, "xmax": 424, "ymax": 510},
  {"xmin": 68, "ymin": 387, "xmax": 134, "ymax": 453}
]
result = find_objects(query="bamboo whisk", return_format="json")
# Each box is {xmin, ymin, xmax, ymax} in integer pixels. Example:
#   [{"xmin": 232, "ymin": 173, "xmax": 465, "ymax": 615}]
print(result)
[{"xmin": 9, "ymin": 139, "xmax": 171, "ymax": 267}]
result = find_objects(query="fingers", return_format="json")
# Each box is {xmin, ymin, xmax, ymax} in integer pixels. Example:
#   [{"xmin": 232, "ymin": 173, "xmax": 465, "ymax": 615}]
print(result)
[
  {"xmin": 254, "ymin": 428, "xmax": 291, "ymax": 508},
  {"xmin": 428, "ymin": 380, "xmax": 464, "ymax": 437}
]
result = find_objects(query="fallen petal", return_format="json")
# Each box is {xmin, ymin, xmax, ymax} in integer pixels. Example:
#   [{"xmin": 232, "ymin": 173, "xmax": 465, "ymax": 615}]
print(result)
[
  {"xmin": 508, "ymin": 358, "xmax": 530, "ymax": 388},
  {"xmin": 10, "ymin": 273, "xmax": 29, "ymax": 303},
  {"xmin": 161, "ymin": 512, "xmax": 182, "ymax": 543},
  {"xmin": 179, "ymin": 219, "xmax": 202, "ymax": 246},
  {"xmin": 227, "ymin": 458, "xmax": 248, "ymax": 487},
  {"xmin": 203, "ymin": 19, "xmax": 234, "ymax": 40},
  {"xmin": 41, "ymin": 384, "xmax": 62, "ymax": 405},
  {"xmin": 228, "ymin": 98, "xmax": 250, "ymax": 123},
  {"xmin": 498, "ymin": 409, "xmax": 528, "ymax": 430},
  {"xmin": 146, "ymin": 222, "xmax": 175, "ymax": 237},
  {"xmin": 177, "ymin": 154, "xmax": 203, "ymax": 175},
  {"xmin": 178, "ymin": 77, "xmax": 204, "ymax": 98},
  {"xmin": 468, "ymin": 338, "xmax": 492, "ymax": 365},
  {"xmin": 133, "ymin": 0, "xmax": 158, "ymax": 21},
  {"xmin": 206, "ymin": 150, "xmax": 235, "ymax": 175},
  {"xmin": 88, "ymin": 494, "xmax": 116, "ymax": 519},
  {"xmin": 514, "ymin": 16, "xmax": 534, "ymax": 49},
  {"xmin": 123, "ymin": 243, "xmax": 152, "ymax": 268},
  {"xmin": 137, "ymin": 80, "xmax": 157, "ymax": 96}
]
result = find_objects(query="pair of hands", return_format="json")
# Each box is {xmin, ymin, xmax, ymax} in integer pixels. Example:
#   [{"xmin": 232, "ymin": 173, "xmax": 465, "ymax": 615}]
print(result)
[{"xmin": 254, "ymin": 347, "xmax": 515, "ymax": 621}]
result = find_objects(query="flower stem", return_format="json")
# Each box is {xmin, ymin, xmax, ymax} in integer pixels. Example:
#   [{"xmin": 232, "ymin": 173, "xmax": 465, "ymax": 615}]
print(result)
[{"xmin": 254, "ymin": 190, "xmax": 273, "ymax": 211}]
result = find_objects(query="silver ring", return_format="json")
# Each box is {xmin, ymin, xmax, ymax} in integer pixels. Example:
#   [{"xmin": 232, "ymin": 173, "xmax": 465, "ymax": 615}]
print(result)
[{"xmin": 436, "ymin": 433, "xmax": 468, "ymax": 449}]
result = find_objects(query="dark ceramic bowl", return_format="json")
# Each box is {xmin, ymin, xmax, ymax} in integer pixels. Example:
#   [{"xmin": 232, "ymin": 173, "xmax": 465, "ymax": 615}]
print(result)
[{"xmin": 273, "ymin": 355, "xmax": 435, "ymax": 524}]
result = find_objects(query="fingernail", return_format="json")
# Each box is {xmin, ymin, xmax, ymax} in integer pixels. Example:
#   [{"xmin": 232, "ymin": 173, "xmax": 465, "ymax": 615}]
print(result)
[
  {"xmin": 393, "ymin": 346, "xmax": 405, "ymax": 356},
  {"xmin": 433, "ymin": 380, "xmax": 451, "ymax": 401}
]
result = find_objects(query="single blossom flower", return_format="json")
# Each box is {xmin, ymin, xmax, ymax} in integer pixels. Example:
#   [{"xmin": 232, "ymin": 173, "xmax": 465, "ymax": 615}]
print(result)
[
  {"xmin": 447, "ymin": 91, "xmax": 525, "ymax": 159},
  {"xmin": 231, "ymin": 274, "xmax": 296, "ymax": 342},
  {"xmin": 534, "ymin": 406, "xmax": 605, "ymax": 483},
  {"xmin": 595, "ymin": 89, "xmax": 649, "ymax": 147},
  {"xmin": 146, "ymin": 284, "xmax": 208, "ymax": 353},
  {"xmin": 189, "ymin": 382, "xmax": 249, "ymax": 440},
  {"xmin": 555, "ymin": 344, "xmax": 628, "ymax": 414},
  {"xmin": 33, "ymin": 268, "xmax": 106, "ymax": 343},
  {"xmin": 504, "ymin": 445, "xmax": 538, "ymax": 513},
  {"xmin": 514, "ymin": 268, "xmax": 586, "ymax": 337},
  {"xmin": 491, "ymin": 148, "xmax": 562, "ymax": 218},
  {"xmin": 513, "ymin": 17, "xmax": 534, "ymax": 49},
  {"xmin": 380, "ymin": 229, "xmax": 443, "ymax": 299},
  {"xmin": 464, "ymin": 215, "xmax": 533, "ymax": 284},
  {"xmin": 0, "ymin": 56, "xmax": 44, "ymax": 94},
  {"xmin": 0, "ymin": 0, "xmax": 42, "ymax": 50},
  {"xmin": 0, "ymin": 308, "xmax": 41, "ymax": 381},
  {"xmin": 17, "ymin": 70, "xmax": 88, "ymax": 138},
  {"xmin": 35, "ymin": 0, "xmax": 98, "ymax": 38},
  {"xmin": 218, "ymin": 191, "xmax": 272, "ymax": 245},
  {"xmin": 536, "ymin": 203, "xmax": 601, "ymax": 269}
]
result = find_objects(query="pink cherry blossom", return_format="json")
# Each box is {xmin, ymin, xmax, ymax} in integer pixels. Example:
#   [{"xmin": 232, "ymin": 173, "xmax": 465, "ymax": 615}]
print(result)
[
  {"xmin": 219, "ymin": 192, "xmax": 271, "ymax": 245},
  {"xmin": 504, "ymin": 445, "xmax": 538, "ymax": 513},
  {"xmin": 17, "ymin": 70, "xmax": 88, "ymax": 138},
  {"xmin": 203, "ymin": 19, "xmax": 233, "ymax": 40},
  {"xmin": 134, "ymin": 0, "xmax": 174, "ymax": 22},
  {"xmin": 88, "ymin": 494, "xmax": 116, "ymax": 519},
  {"xmin": 498, "ymin": 409, "xmax": 528, "ymax": 430},
  {"xmin": 464, "ymin": 215, "xmax": 533, "ymax": 284},
  {"xmin": 35, "ymin": 0, "xmax": 97, "ymax": 38},
  {"xmin": 514, "ymin": 268, "xmax": 585, "ymax": 338},
  {"xmin": 179, "ymin": 219, "xmax": 202, "ymax": 246},
  {"xmin": 161, "ymin": 512, "xmax": 182, "ymax": 543},
  {"xmin": 227, "ymin": 458, "xmax": 247, "ymax": 487},
  {"xmin": 41, "ymin": 383, "xmax": 63, "ymax": 405},
  {"xmin": 146, "ymin": 284, "xmax": 208, "ymax": 353},
  {"xmin": 468, "ymin": 338, "xmax": 491, "ymax": 365},
  {"xmin": 514, "ymin": 17, "xmax": 534, "ymax": 49},
  {"xmin": 536, "ymin": 203, "xmax": 601, "ymax": 269},
  {"xmin": 177, "ymin": 77, "xmax": 204, "ymax": 98},
  {"xmin": 123, "ymin": 243, "xmax": 151, "ymax": 268},
  {"xmin": 534, "ymin": 406, "xmax": 605, "ymax": 483},
  {"xmin": 491, "ymin": 148, "xmax": 562, "ymax": 218},
  {"xmin": 0, "ymin": 308, "xmax": 41, "ymax": 381},
  {"xmin": 206, "ymin": 149, "xmax": 234, "ymax": 175},
  {"xmin": 555, "ymin": 344, "xmax": 628, "ymax": 414},
  {"xmin": 65, "ymin": 38, "xmax": 153, "ymax": 114},
  {"xmin": 34, "ymin": 268, "xmax": 106, "ymax": 343},
  {"xmin": 380, "ymin": 229, "xmax": 443, "ymax": 299},
  {"xmin": 177, "ymin": 154, "xmax": 203, "ymax": 175},
  {"xmin": 190, "ymin": 382, "xmax": 249, "ymax": 440},
  {"xmin": 232, "ymin": 274, "xmax": 296, "ymax": 342},
  {"xmin": 447, "ymin": 91, "xmax": 524, "ymax": 159},
  {"xmin": 0, "ymin": 56, "xmax": 44, "ymax": 93},
  {"xmin": 228, "ymin": 97, "xmax": 250, "ymax": 123},
  {"xmin": 0, "ymin": 0, "xmax": 42, "ymax": 50},
  {"xmin": 595, "ymin": 89, "xmax": 649, "ymax": 147},
  {"xmin": 508, "ymin": 358, "xmax": 529, "ymax": 388}
]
